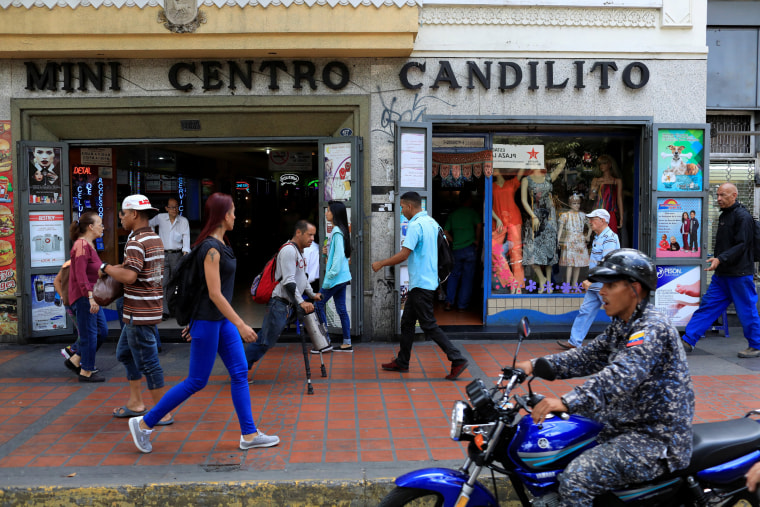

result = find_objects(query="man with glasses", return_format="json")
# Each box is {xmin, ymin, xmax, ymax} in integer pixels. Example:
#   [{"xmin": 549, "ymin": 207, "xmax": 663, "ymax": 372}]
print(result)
[{"xmin": 149, "ymin": 197, "xmax": 190, "ymax": 320}]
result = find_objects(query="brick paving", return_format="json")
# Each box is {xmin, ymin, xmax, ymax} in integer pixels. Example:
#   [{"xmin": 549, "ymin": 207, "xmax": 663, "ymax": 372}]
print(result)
[{"xmin": 0, "ymin": 334, "xmax": 758, "ymax": 488}]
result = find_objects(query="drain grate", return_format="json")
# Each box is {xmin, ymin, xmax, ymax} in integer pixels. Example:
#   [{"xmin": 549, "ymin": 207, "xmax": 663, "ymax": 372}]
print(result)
[{"xmin": 202, "ymin": 463, "xmax": 241, "ymax": 472}]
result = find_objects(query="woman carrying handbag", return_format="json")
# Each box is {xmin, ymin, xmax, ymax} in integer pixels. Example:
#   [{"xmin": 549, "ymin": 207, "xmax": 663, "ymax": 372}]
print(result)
[{"xmin": 67, "ymin": 211, "xmax": 108, "ymax": 382}]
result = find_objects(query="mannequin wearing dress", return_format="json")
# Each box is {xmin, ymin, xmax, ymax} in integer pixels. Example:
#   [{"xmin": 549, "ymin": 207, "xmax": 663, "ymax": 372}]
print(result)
[
  {"xmin": 521, "ymin": 157, "xmax": 566, "ymax": 292},
  {"xmin": 557, "ymin": 194, "xmax": 589, "ymax": 286},
  {"xmin": 491, "ymin": 168, "xmax": 525, "ymax": 293},
  {"xmin": 589, "ymin": 154, "xmax": 624, "ymax": 235}
]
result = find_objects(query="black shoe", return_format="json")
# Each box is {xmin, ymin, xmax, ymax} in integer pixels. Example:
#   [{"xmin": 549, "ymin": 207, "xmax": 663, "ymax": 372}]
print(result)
[
  {"xmin": 64, "ymin": 358, "xmax": 81, "ymax": 375},
  {"xmin": 681, "ymin": 339, "xmax": 693, "ymax": 353},
  {"xmin": 79, "ymin": 372, "xmax": 106, "ymax": 383}
]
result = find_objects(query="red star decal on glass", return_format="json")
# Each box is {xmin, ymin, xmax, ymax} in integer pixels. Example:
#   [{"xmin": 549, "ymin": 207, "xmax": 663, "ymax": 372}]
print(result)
[{"xmin": 527, "ymin": 148, "xmax": 539, "ymax": 159}]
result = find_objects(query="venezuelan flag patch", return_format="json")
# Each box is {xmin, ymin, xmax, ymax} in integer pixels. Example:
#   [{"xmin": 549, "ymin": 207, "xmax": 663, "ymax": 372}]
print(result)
[{"xmin": 626, "ymin": 331, "xmax": 645, "ymax": 348}]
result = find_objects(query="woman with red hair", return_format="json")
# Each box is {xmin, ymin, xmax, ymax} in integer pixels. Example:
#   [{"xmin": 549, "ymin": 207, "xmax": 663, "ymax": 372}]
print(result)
[{"xmin": 129, "ymin": 193, "xmax": 279, "ymax": 454}]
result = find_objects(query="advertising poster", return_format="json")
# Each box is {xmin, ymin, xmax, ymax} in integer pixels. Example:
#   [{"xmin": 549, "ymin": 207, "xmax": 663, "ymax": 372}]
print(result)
[
  {"xmin": 31, "ymin": 273, "xmax": 66, "ymax": 331},
  {"xmin": 268, "ymin": 151, "xmax": 313, "ymax": 172},
  {"xmin": 656, "ymin": 197, "xmax": 702, "ymax": 258},
  {"xmin": 0, "ymin": 121, "xmax": 17, "ymax": 336},
  {"xmin": 28, "ymin": 145, "xmax": 64, "ymax": 204},
  {"xmin": 323, "ymin": 143, "xmax": 352, "ymax": 201},
  {"xmin": 29, "ymin": 211, "xmax": 66, "ymax": 268},
  {"xmin": 655, "ymin": 265, "xmax": 701, "ymax": 326},
  {"xmin": 656, "ymin": 129, "xmax": 705, "ymax": 192}
]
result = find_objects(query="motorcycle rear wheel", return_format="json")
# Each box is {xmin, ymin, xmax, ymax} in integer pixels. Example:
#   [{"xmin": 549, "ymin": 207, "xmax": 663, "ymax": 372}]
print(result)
[{"xmin": 379, "ymin": 487, "xmax": 445, "ymax": 507}]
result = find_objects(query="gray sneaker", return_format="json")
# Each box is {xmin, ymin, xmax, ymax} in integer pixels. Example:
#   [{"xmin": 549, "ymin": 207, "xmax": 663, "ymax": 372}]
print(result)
[
  {"xmin": 129, "ymin": 416, "xmax": 153, "ymax": 453},
  {"xmin": 681, "ymin": 339, "xmax": 694, "ymax": 353},
  {"xmin": 239, "ymin": 431, "xmax": 280, "ymax": 449},
  {"xmin": 738, "ymin": 347, "xmax": 760, "ymax": 358}
]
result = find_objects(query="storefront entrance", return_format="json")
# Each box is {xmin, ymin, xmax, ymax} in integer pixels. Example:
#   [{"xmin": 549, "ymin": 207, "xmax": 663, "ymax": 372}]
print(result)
[{"xmin": 12, "ymin": 96, "xmax": 368, "ymax": 341}]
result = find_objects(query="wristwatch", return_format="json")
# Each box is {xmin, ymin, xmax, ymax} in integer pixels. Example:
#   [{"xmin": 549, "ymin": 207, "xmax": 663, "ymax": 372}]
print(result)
[{"xmin": 100, "ymin": 262, "xmax": 109, "ymax": 272}]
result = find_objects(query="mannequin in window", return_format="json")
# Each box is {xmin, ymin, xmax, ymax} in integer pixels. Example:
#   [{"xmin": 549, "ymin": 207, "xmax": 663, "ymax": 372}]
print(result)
[
  {"xmin": 521, "ymin": 157, "xmax": 566, "ymax": 292},
  {"xmin": 589, "ymin": 154, "xmax": 624, "ymax": 235},
  {"xmin": 491, "ymin": 168, "xmax": 525, "ymax": 293},
  {"xmin": 557, "ymin": 194, "xmax": 589, "ymax": 287}
]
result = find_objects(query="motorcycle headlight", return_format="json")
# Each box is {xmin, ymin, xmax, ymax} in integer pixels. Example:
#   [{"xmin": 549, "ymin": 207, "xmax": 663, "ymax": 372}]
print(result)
[{"xmin": 450, "ymin": 401, "xmax": 469, "ymax": 441}]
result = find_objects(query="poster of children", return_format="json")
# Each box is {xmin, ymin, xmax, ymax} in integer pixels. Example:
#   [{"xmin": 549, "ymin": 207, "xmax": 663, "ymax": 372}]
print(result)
[
  {"xmin": 656, "ymin": 128, "xmax": 705, "ymax": 192},
  {"xmin": 654, "ymin": 265, "xmax": 701, "ymax": 327},
  {"xmin": 656, "ymin": 197, "xmax": 701, "ymax": 258}
]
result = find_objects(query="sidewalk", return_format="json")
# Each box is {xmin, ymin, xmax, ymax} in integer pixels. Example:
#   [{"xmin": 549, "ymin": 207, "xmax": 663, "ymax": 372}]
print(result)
[{"xmin": 1, "ymin": 331, "xmax": 759, "ymax": 506}]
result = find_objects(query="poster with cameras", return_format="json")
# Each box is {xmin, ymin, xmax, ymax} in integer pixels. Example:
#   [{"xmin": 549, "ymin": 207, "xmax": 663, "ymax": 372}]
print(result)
[{"xmin": 31, "ymin": 273, "xmax": 66, "ymax": 331}]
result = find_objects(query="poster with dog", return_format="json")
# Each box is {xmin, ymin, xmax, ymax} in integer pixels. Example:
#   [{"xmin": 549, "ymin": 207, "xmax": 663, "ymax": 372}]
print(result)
[
  {"xmin": 657, "ymin": 129, "xmax": 705, "ymax": 192},
  {"xmin": 656, "ymin": 197, "xmax": 702, "ymax": 258}
]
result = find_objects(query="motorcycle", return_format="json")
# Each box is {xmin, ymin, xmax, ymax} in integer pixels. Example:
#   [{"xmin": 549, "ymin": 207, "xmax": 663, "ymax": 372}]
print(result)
[{"xmin": 379, "ymin": 317, "xmax": 760, "ymax": 507}]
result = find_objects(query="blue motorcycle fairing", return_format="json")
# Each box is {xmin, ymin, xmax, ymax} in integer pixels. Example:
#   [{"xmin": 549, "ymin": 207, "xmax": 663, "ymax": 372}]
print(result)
[
  {"xmin": 696, "ymin": 449, "xmax": 760, "ymax": 485},
  {"xmin": 508, "ymin": 413, "xmax": 603, "ymax": 471},
  {"xmin": 394, "ymin": 467, "xmax": 498, "ymax": 507}
]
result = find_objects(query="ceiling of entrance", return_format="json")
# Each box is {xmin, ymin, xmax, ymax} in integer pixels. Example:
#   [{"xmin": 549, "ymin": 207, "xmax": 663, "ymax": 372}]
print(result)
[{"xmin": 30, "ymin": 110, "xmax": 355, "ymax": 142}]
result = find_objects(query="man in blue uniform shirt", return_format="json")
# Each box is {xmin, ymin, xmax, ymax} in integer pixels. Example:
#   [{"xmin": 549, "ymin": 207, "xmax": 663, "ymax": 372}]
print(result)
[
  {"xmin": 372, "ymin": 191, "xmax": 469, "ymax": 380},
  {"xmin": 517, "ymin": 249, "xmax": 694, "ymax": 507}
]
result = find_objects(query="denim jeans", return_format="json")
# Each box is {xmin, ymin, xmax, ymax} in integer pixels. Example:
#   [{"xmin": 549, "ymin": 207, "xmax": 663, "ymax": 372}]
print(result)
[
  {"xmin": 397, "ymin": 288, "xmax": 465, "ymax": 369},
  {"xmin": 143, "ymin": 318, "xmax": 256, "ymax": 434},
  {"xmin": 72, "ymin": 296, "xmax": 108, "ymax": 372},
  {"xmin": 116, "ymin": 321, "xmax": 165, "ymax": 390},
  {"xmin": 569, "ymin": 287, "xmax": 605, "ymax": 347},
  {"xmin": 683, "ymin": 274, "xmax": 760, "ymax": 349},
  {"xmin": 245, "ymin": 297, "xmax": 295, "ymax": 369},
  {"xmin": 446, "ymin": 245, "xmax": 477, "ymax": 309},
  {"xmin": 315, "ymin": 282, "xmax": 350, "ymax": 344},
  {"xmin": 116, "ymin": 296, "xmax": 161, "ymax": 350}
]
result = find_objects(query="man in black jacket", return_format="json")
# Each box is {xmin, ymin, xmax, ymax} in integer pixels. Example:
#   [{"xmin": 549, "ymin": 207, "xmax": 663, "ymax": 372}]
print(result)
[{"xmin": 681, "ymin": 183, "xmax": 760, "ymax": 358}]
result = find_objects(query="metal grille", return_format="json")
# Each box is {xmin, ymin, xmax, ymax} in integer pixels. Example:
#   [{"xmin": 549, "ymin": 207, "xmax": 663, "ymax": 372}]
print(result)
[
  {"xmin": 707, "ymin": 114, "xmax": 752, "ymax": 155},
  {"xmin": 706, "ymin": 161, "xmax": 756, "ymax": 314}
]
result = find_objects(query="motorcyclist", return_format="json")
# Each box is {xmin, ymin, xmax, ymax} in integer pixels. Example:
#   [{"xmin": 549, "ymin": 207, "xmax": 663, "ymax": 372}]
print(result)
[{"xmin": 516, "ymin": 248, "xmax": 695, "ymax": 506}]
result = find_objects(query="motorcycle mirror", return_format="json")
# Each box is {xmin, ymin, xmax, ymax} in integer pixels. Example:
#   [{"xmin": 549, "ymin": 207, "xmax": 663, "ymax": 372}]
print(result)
[
  {"xmin": 533, "ymin": 357, "xmax": 556, "ymax": 381},
  {"xmin": 512, "ymin": 317, "xmax": 530, "ymax": 368}
]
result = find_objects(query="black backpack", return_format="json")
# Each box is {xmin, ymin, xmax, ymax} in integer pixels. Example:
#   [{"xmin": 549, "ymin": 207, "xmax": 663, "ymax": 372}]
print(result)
[
  {"xmin": 437, "ymin": 226, "xmax": 455, "ymax": 285},
  {"xmin": 166, "ymin": 238, "xmax": 217, "ymax": 326}
]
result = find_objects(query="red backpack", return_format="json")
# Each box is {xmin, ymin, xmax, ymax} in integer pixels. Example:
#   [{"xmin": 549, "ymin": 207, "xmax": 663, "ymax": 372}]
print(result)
[{"xmin": 250, "ymin": 242, "xmax": 296, "ymax": 304}]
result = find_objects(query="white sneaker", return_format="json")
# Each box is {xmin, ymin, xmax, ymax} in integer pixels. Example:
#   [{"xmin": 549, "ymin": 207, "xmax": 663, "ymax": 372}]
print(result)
[
  {"xmin": 129, "ymin": 416, "xmax": 153, "ymax": 453},
  {"xmin": 310, "ymin": 345, "xmax": 333, "ymax": 354},
  {"xmin": 239, "ymin": 431, "xmax": 280, "ymax": 449}
]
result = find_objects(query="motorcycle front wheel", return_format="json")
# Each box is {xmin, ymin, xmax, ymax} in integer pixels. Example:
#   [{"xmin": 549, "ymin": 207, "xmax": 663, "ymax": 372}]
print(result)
[{"xmin": 379, "ymin": 487, "xmax": 445, "ymax": 507}]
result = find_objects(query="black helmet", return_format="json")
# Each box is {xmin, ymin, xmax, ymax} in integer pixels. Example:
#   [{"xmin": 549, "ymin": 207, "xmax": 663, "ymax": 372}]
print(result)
[{"xmin": 588, "ymin": 248, "xmax": 657, "ymax": 291}]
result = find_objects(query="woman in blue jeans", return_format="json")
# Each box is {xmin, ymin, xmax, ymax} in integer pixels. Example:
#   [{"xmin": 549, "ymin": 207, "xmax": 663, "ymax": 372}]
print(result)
[
  {"xmin": 315, "ymin": 200, "xmax": 352, "ymax": 351},
  {"xmin": 67, "ymin": 211, "xmax": 108, "ymax": 382},
  {"xmin": 128, "ymin": 193, "xmax": 279, "ymax": 454}
]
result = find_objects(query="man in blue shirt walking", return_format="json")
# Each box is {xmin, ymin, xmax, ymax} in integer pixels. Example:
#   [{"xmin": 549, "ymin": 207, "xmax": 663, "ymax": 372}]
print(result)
[
  {"xmin": 558, "ymin": 208, "xmax": 620, "ymax": 349},
  {"xmin": 372, "ymin": 191, "xmax": 469, "ymax": 380}
]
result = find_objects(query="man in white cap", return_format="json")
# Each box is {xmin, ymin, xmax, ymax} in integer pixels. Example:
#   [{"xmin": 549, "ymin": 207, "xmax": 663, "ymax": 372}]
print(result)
[
  {"xmin": 558, "ymin": 208, "xmax": 620, "ymax": 349},
  {"xmin": 100, "ymin": 195, "xmax": 173, "ymax": 425}
]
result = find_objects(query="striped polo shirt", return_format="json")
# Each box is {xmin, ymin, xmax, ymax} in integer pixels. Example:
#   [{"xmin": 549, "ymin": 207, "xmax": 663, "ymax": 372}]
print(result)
[{"xmin": 122, "ymin": 227, "xmax": 164, "ymax": 326}]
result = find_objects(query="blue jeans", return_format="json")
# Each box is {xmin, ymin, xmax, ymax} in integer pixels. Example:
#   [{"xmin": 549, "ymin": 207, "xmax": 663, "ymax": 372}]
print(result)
[
  {"xmin": 245, "ymin": 297, "xmax": 295, "ymax": 369},
  {"xmin": 116, "ymin": 297, "xmax": 161, "ymax": 350},
  {"xmin": 446, "ymin": 245, "xmax": 476, "ymax": 309},
  {"xmin": 116, "ymin": 321, "xmax": 165, "ymax": 390},
  {"xmin": 683, "ymin": 274, "xmax": 760, "ymax": 349},
  {"xmin": 143, "ymin": 319, "xmax": 256, "ymax": 434},
  {"xmin": 72, "ymin": 296, "xmax": 108, "ymax": 372},
  {"xmin": 569, "ymin": 287, "xmax": 605, "ymax": 347},
  {"xmin": 315, "ymin": 282, "xmax": 351, "ymax": 344}
]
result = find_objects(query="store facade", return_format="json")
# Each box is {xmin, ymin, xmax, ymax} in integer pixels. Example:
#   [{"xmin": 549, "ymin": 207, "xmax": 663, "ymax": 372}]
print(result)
[{"xmin": 0, "ymin": 0, "xmax": 708, "ymax": 342}]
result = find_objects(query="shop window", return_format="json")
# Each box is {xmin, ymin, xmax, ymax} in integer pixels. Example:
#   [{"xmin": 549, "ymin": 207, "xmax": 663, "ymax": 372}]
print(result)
[{"xmin": 489, "ymin": 134, "xmax": 636, "ymax": 297}]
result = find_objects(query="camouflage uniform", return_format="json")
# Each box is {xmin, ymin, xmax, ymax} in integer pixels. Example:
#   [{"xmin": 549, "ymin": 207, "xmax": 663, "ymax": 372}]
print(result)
[{"xmin": 544, "ymin": 300, "xmax": 695, "ymax": 507}]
